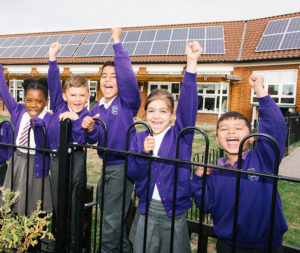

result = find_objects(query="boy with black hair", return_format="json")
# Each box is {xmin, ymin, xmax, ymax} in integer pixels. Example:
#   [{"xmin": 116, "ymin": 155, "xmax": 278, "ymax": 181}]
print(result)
[{"xmin": 192, "ymin": 75, "xmax": 288, "ymax": 252}]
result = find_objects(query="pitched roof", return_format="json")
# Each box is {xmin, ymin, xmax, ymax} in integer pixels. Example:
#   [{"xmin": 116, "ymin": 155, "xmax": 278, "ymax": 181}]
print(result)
[{"xmin": 0, "ymin": 12, "xmax": 299, "ymax": 65}]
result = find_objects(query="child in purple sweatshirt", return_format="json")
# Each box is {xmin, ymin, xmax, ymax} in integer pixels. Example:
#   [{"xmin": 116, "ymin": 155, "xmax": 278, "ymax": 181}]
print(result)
[
  {"xmin": 192, "ymin": 75, "xmax": 288, "ymax": 252},
  {"xmin": 127, "ymin": 41, "xmax": 202, "ymax": 253},
  {"xmin": 81, "ymin": 28, "xmax": 141, "ymax": 253}
]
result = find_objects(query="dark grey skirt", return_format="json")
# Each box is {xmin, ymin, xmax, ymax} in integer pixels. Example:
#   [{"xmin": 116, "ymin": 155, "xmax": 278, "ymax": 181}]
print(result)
[
  {"xmin": 2, "ymin": 150, "xmax": 52, "ymax": 216},
  {"xmin": 129, "ymin": 199, "xmax": 191, "ymax": 253}
]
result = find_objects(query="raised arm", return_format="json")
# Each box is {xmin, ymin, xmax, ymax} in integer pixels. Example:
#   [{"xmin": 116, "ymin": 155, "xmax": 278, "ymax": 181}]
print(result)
[
  {"xmin": 112, "ymin": 28, "xmax": 141, "ymax": 116},
  {"xmin": 174, "ymin": 42, "xmax": 202, "ymax": 132},
  {"xmin": 48, "ymin": 42, "xmax": 65, "ymax": 112},
  {"xmin": 250, "ymin": 75, "xmax": 288, "ymax": 171},
  {"xmin": 0, "ymin": 64, "xmax": 19, "ymax": 114}
]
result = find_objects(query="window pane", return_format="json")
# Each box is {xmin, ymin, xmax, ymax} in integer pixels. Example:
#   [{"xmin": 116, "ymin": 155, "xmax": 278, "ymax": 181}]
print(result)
[
  {"xmin": 150, "ymin": 85, "xmax": 158, "ymax": 91},
  {"xmin": 272, "ymin": 97, "xmax": 279, "ymax": 103},
  {"xmin": 282, "ymin": 85, "xmax": 294, "ymax": 95},
  {"xmin": 268, "ymin": 85, "xmax": 279, "ymax": 95},
  {"xmin": 198, "ymin": 96, "xmax": 203, "ymax": 110},
  {"xmin": 281, "ymin": 98, "xmax": 294, "ymax": 104},
  {"xmin": 198, "ymin": 87, "xmax": 203, "ymax": 94},
  {"xmin": 206, "ymin": 85, "xmax": 215, "ymax": 94},
  {"xmin": 17, "ymin": 82, "xmax": 23, "ymax": 89},
  {"xmin": 171, "ymin": 83, "xmax": 179, "ymax": 93},
  {"xmin": 161, "ymin": 85, "xmax": 168, "ymax": 90},
  {"xmin": 204, "ymin": 97, "xmax": 215, "ymax": 111},
  {"xmin": 9, "ymin": 80, "xmax": 15, "ymax": 89},
  {"xmin": 221, "ymin": 97, "xmax": 227, "ymax": 112}
]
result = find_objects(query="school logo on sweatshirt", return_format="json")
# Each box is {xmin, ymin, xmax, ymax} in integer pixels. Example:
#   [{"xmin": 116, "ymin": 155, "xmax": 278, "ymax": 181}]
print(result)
[
  {"xmin": 111, "ymin": 105, "xmax": 118, "ymax": 115},
  {"xmin": 247, "ymin": 168, "xmax": 259, "ymax": 182}
]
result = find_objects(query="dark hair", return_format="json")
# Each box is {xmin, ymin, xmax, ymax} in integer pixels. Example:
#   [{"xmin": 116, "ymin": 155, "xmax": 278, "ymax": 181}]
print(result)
[
  {"xmin": 22, "ymin": 77, "xmax": 48, "ymax": 99},
  {"xmin": 144, "ymin": 89, "xmax": 174, "ymax": 113},
  {"xmin": 63, "ymin": 75, "xmax": 88, "ymax": 92},
  {"xmin": 101, "ymin": 61, "xmax": 114, "ymax": 72},
  {"xmin": 216, "ymin": 111, "xmax": 252, "ymax": 134}
]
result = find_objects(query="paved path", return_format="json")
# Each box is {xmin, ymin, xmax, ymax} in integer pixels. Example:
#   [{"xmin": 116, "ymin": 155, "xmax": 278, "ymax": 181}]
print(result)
[{"xmin": 279, "ymin": 147, "xmax": 300, "ymax": 179}]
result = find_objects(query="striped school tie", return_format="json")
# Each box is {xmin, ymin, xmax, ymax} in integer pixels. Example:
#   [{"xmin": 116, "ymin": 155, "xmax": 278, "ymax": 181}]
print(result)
[{"xmin": 19, "ymin": 121, "xmax": 31, "ymax": 147}]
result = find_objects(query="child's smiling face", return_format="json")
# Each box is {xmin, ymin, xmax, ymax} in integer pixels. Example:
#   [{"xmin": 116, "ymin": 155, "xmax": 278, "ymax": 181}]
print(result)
[
  {"xmin": 146, "ymin": 99, "xmax": 172, "ymax": 136},
  {"xmin": 100, "ymin": 65, "xmax": 119, "ymax": 103},
  {"xmin": 24, "ymin": 89, "xmax": 48, "ymax": 118},
  {"xmin": 62, "ymin": 86, "xmax": 90, "ymax": 113},
  {"xmin": 216, "ymin": 118, "xmax": 252, "ymax": 157}
]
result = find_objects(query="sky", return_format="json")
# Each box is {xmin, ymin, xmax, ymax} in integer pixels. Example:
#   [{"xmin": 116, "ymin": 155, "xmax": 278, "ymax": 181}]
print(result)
[{"xmin": 0, "ymin": 0, "xmax": 299, "ymax": 35}]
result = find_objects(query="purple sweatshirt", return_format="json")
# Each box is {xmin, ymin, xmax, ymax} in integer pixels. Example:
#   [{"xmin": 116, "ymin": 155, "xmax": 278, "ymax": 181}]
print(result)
[
  {"xmin": 128, "ymin": 71, "xmax": 197, "ymax": 217},
  {"xmin": 0, "ymin": 64, "xmax": 50, "ymax": 177},
  {"xmin": 47, "ymin": 60, "xmax": 99, "ymax": 146},
  {"xmin": 90, "ymin": 43, "xmax": 141, "ymax": 164},
  {"xmin": 0, "ymin": 121, "xmax": 13, "ymax": 164},
  {"xmin": 191, "ymin": 95, "xmax": 288, "ymax": 248}
]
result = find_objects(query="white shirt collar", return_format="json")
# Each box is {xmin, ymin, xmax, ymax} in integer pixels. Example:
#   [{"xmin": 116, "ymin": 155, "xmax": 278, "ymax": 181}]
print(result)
[
  {"xmin": 153, "ymin": 126, "xmax": 171, "ymax": 156},
  {"xmin": 99, "ymin": 96, "xmax": 117, "ymax": 109}
]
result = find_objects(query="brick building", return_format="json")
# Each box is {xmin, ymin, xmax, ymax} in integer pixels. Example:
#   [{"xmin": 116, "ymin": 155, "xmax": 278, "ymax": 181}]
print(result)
[{"xmin": 1, "ymin": 12, "xmax": 299, "ymax": 125}]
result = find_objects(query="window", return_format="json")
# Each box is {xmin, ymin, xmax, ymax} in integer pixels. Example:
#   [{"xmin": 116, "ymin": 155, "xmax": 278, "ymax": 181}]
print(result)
[
  {"xmin": 197, "ymin": 82, "xmax": 228, "ymax": 113},
  {"xmin": 9, "ymin": 80, "xmax": 24, "ymax": 103},
  {"xmin": 148, "ymin": 82, "xmax": 180, "ymax": 99},
  {"xmin": 88, "ymin": 80, "xmax": 98, "ymax": 109},
  {"xmin": 251, "ymin": 70, "xmax": 297, "ymax": 105}
]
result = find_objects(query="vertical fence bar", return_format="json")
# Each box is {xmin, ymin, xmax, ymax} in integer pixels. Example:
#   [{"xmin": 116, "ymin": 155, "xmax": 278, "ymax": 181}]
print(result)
[
  {"xmin": 93, "ymin": 118, "xmax": 107, "ymax": 253},
  {"xmin": 56, "ymin": 119, "xmax": 72, "ymax": 252}
]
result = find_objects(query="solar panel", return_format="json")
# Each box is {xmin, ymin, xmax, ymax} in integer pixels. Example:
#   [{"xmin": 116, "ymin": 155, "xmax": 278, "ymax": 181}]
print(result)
[
  {"xmin": 11, "ymin": 47, "xmax": 29, "ymax": 58},
  {"xmin": 122, "ymin": 43, "xmax": 137, "ymax": 55},
  {"xmin": 34, "ymin": 46, "xmax": 49, "ymax": 58},
  {"xmin": 171, "ymin": 28, "xmax": 188, "ymax": 40},
  {"xmin": 256, "ymin": 34, "xmax": 283, "ymax": 51},
  {"xmin": 33, "ymin": 36, "xmax": 50, "ymax": 46},
  {"xmin": 134, "ymin": 42, "xmax": 152, "ymax": 55},
  {"xmin": 102, "ymin": 44, "xmax": 114, "ymax": 56},
  {"xmin": 168, "ymin": 41, "xmax": 186, "ymax": 55},
  {"xmin": 0, "ymin": 38, "xmax": 8, "ymax": 47},
  {"xmin": 2, "ymin": 37, "xmax": 18, "ymax": 47},
  {"xmin": 58, "ymin": 45, "xmax": 77, "ymax": 57},
  {"xmin": 69, "ymin": 33, "xmax": 85, "ymax": 44},
  {"xmin": 83, "ymin": 33, "xmax": 101, "ymax": 44},
  {"xmin": 124, "ymin": 31, "xmax": 141, "ymax": 42},
  {"xmin": 1, "ymin": 47, "xmax": 18, "ymax": 58},
  {"xmin": 88, "ymin": 44, "xmax": 107, "ymax": 57},
  {"xmin": 151, "ymin": 41, "xmax": 169, "ymax": 55},
  {"xmin": 22, "ymin": 46, "xmax": 41, "ymax": 58},
  {"xmin": 140, "ymin": 30, "xmax": 156, "ymax": 41},
  {"xmin": 58, "ymin": 34, "xmax": 73, "ymax": 45},
  {"xmin": 0, "ymin": 47, "xmax": 8, "ymax": 57},
  {"xmin": 74, "ymin": 44, "xmax": 93, "ymax": 57},
  {"xmin": 155, "ymin": 30, "xmax": 172, "ymax": 41},
  {"xmin": 287, "ymin": 17, "xmax": 300, "ymax": 32},
  {"xmin": 280, "ymin": 32, "xmax": 300, "ymax": 50},
  {"xmin": 188, "ymin": 27, "xmax": 205, "ymax": 40},
  {"xmin": 11, "ymin": 37, "xmax": 27, "ymax": 47},
  {"xmin": 264, "ymin": 19, "xmax": 289, "ymax": 35},
  {"xmin": 205, "ymin": 39, "xmax": 224, "ymax": 54},
  {"xmin": 96, "ymin": 32, "xmax": 112, "ymax": 43},
  {"xmin": 45, "ymin": 35, "xmax": 62, "ymax": 45},
  {"xmin": 256, "ymin": 17, "xmax": 300, "ymax": 52},
  {"xmin": 206, "ymin": 26, "xmax": 223, "ymax": 39},
  {"xmin": 24, "ymin": 36, "xmax": 41, "ymax": 46}
]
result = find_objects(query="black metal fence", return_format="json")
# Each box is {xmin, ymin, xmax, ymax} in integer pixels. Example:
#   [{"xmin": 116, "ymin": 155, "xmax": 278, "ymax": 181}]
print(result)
[{"xmin": 1, "ymin": 119, "xmax": 300, "ymax": 253}]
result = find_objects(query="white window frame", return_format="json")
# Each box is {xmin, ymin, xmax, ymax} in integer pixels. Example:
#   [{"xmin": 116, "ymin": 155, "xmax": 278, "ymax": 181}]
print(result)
[
  {"xmin": 197, "ymin": 82, "xmax": 229, "ymax": 116},
  {"xmin": 87, "ymin": 80, "xmax": 98, "ymax": 110},
  {"xmin": 251, "ymin": 70, "xmax": 297, "ymax": 105},
  {"xmin": 9, "ymin": 79, "xmax": 24, "ymax": 103}
]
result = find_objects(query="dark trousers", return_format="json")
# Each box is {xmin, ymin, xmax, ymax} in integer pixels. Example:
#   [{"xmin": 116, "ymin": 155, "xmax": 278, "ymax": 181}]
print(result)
[
  {"xmin": 0, "ymin": 163, "xmax": 7, "ymax": 186},
  {"xmin": 51, "ymin": 150, "xmax": 86, "ymax": 253},
  {"xmin": 216, "ymin": 240, "xmax": 283, "ymax": 253},
  {"xmin": 97, "ymin": 163, "xmax": 133, "ymax": 253}
]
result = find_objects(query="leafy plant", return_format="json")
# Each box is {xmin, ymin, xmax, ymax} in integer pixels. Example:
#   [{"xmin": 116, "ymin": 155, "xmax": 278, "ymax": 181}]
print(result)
[{"xmin": 0, "ymin": 187, "xmax": 54, "ymax": 252}]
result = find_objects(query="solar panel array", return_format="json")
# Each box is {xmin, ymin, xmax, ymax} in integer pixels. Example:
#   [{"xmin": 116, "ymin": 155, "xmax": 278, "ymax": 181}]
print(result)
[
  {"xmin": 75, "ymin": 26, "xmax": 225, "ymax": 57},
  {"xmin": 0, "ymin": 26, "xmax": 225, "ymax": 59},
  {"xmin": 0, "ymin": 33, "xmax": 85, "ymax": 59},
  {"xmin": 256, "ymin": 17, "xmax": 300, "ymax": 52}
]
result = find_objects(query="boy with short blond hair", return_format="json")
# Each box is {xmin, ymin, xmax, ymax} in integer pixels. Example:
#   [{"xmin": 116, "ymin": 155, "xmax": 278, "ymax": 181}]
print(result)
[{"xmin": 192, "ymin": 75, "xmax": 288, "ymax": 252}]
